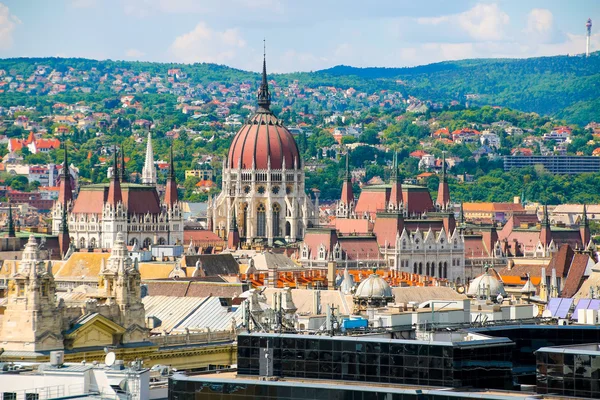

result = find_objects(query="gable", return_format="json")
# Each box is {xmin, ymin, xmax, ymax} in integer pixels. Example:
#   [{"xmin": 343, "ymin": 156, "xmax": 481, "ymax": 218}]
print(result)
[{"xmin": 64, "ymin": 313, "xmax": 126, "ymax": 349}]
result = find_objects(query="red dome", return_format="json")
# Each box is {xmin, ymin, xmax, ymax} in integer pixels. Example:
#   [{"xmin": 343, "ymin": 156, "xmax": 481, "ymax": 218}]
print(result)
[{"xmin": 227, "ymin": 111, "xmax": 300, "ymax": 170}]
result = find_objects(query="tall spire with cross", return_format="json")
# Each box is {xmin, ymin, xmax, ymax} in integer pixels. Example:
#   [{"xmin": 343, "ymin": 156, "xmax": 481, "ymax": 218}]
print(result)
[
  {"xmin": 257, "ymin": 39, "xmax": 271, "ymax": 112},
  {"xmin": 164, "ymin": 143, "xmax": 179, "ymax": 207}
]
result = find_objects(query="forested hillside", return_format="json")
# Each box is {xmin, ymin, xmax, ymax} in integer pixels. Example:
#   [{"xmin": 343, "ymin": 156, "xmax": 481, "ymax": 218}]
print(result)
[{"xmin": 317, "ymin": 52, "xmax": 600, "ymax": 125}]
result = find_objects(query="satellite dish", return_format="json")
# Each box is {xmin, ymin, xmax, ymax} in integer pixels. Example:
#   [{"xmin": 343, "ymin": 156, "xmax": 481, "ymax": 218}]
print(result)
[{"xmin": 105, "ymin": 352, "xmax": 116, "ymax": 367}]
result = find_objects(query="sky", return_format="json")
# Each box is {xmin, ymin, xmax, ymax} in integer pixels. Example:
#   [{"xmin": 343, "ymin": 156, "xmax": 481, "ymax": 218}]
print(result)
[{"xmin": 0, "ymin": 0, "xmax": 598, "ymax": 73}]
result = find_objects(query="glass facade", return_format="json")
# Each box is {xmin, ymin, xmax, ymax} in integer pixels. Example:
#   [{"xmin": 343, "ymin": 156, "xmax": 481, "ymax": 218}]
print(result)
[
  {"xmin": 236, "ymin": 333, "xmax": 514, "ymax": 390},
  {"xmin": 472, "ymin": 325, "xmax": 600, "ymax": 384},
  {"xmin": 536, "ymin": 346, "xmax": 600, "ymax": 399},
  {"xmin": 169, "ymin": 378, "xmax": 514, "ymax": 400}
]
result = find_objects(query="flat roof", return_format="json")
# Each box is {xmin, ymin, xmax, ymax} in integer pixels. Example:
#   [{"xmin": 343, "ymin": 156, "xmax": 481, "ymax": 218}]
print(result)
[
  {"xmin": 536, "ymin": 343, "xmax": 600, "ymax": 356},
  {"xmin": 238, "ymin": 332, "xmax": 514, "ymax": 348},
  {"xmin": 173, "ymin": 372, "xmax": 538, "ymax": 400}
]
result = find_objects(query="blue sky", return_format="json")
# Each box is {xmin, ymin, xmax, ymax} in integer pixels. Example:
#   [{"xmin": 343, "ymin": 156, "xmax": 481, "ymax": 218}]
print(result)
[{"xmin": 0, "ymin": 0, "xmax": 598, "ymax": 72}]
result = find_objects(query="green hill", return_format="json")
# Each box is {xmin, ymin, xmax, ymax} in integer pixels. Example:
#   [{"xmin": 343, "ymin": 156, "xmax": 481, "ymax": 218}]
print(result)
[
  {"xmin": 316, "ymin": 53, "xmax": 600, "ymax": 125},
  {"xmin": 1, "ymin": 52, "xmax": 599, "ymax": 124}
]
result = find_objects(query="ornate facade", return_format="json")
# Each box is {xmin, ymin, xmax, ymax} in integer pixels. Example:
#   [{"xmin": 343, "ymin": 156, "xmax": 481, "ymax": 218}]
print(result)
[
  {"xmin": 301, "ymin": 154, "xmax": 465, "ymax": 282},
  {"xmin": 0, "ymin": 234, "xmax": 148, "ymax": 353},
  {"xmin": 208, "ymin": 56, "xmax": 317, "ymax": 247},
  {"xmin": 51, "ymin": 138, "xmax": 183, "ymax": 251}
]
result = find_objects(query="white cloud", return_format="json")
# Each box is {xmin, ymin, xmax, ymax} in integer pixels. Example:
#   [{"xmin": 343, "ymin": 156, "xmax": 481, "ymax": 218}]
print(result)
[
  {"xmin": 418, "ymin": 3, "xmax": 509, "ymax": 41},
  {"xmin": 70, "ymin": 0, "xmax": 97, "ymax": 8},
  {"xmin": 524, "ymin": 8, "xmax": 563, "ymax": 44},
  {"xmin": 125, "ymin": 48, "xmax": 145, "ymax": 58},
  {"xmin": 0, "ymin": 3, "xmax": 20, "ymax": 51},
  {"xmin": 169, "ymin": 22, "xmax": 246, "ymax": 64}
]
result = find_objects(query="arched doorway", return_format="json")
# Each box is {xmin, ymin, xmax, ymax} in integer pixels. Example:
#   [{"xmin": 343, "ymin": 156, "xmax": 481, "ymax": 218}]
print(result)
[
  {"xmin": 79, "ymin": 237, "xmax": 86, "ymax": 249},
  {"xmin": 158, "ymin": 237, "xmax": 166, "ymax": 245},
  {"xmin": 143, "ymin": 237, "xmax": 152, "ymax": 249},
  {"xmin": 285, "ymin": 221, "xmax": 291, "ymax": 237},
  {"xmin": 89, "ymin": 237, "xmax": 96, "ymax": 248}
]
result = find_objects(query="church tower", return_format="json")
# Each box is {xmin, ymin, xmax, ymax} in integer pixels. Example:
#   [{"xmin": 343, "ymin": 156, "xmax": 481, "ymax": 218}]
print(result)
[
  {"xmin": 163, "ymin": 144, "xmax": 183, "ymax": 245},
  {"xmin": 142, "ymin": 132, "xmax": 157, "ymax": 185},
  {"xmin": 580, "ymin": 204, "xmax": 591, "ymax": 246},
  {"xmin": 0, "ymin": 236, "xmax": 63, "ymax": 351},
  {"xmin": 52, "ymin": 143, "xmax": 74, "ymax": 236}
]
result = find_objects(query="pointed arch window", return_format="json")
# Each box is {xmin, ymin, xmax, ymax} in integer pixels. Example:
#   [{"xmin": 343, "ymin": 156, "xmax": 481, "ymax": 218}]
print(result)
[
  {"xmin": 272, "ymin": 203, "xmax": 281, "ymax": 237},
  {"xmin": 79, "ymin": 237, "xmax": 86, "ymax": 249},
  {"xmin": 257, "ymin": 203, "xmax": 266, "ymax": 237}
]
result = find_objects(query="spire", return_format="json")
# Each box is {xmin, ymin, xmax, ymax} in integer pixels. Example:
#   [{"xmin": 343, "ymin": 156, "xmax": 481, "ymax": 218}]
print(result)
[
  {"xmin": 164, "ymin": 143, "xmax": 178, "ymax": 207},
  {"xmin": 338, "ymin": 151, "xmax": 354, "ymax": 217},
  {"xmin": 7, "ymin": 199, "xmax": 15, "ymax": 238},
  {"xmin": 580, "ymin": 204, "xmax": 591, "ymax": 247},
  {"xmin": 540, "ymin": 204, "xmax": 552, "ymax": 246},
  {"xmin": 119, "ymin": 148, "xmax": 127, "ymax": 182},
  {"xmin": 227, "ymin": 206, "xmax": 240, "ymax": 249},
  {"xmin": 580, "ymin": 204, "xmax": 588, "ymax": 226},
  {"xmin": 389, "ymin": 152, "xmax": 403, "ymax": 209},
  {"xmin": 436, "ymin": 151, "xmax": 450, "ymax": 210},
  {"xmin": 58, "ymin": 143, "xmax": 73, "ymax": 205},
  {"xmin": 257, "ymin": 40, "xmax": 271, "ymax": 112},
  {"xmin": 107, "ymin": 146, "xmax": 123, "ymax": 206},
  {"xmin": 459, "ymin": 202, "xmax": 465, "ymax": 224},
  {"xmin": 142, "ymin": 132, "xmax": 157, "ymax": 185}
]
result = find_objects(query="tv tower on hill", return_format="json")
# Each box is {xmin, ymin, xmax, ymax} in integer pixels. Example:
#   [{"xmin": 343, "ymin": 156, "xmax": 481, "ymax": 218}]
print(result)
[{"xmin": 586, "ymin": 18, "xmax": 592, "ymax": 57}]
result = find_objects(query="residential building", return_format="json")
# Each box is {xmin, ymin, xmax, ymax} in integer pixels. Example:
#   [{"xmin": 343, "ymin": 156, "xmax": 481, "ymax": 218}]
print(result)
[{"xmin": 504, "ymin": 155, "xmax": 600, "ymax": 174}]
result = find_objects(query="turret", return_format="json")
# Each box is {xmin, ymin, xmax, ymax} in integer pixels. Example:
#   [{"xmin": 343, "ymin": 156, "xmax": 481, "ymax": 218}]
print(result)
[
  {"xmin": 539, "ymin": 204, "xmax": 552, "ymax": 246},
  {"xmin": 107, "ymin": 147, "xmax": 123, "ymax": 206},
  {"xmin": 227, "ymin": 207, "xmax": 240, "ymax": 249},
  {"xmin": 164, "ymin": 144, "xmax": 179, "ymax": 207},
  {"xmin": 580, "ymin": 204, "xmax": 591, "ymax": 247},
  {"xmin": 337, "ymin": 151, "xmax": 354, "ymax": 218},
  {"xmin": 57, "ymin": 143, "xmax": 73, "ymax": 205},
  {"xmin": 7, "ymin": 199, "xmax": 15, "ymax": 238},
  {"xmin": 388, "ymin": 152, "xmax": 403, "ymax": 211},
  {"xmin": 436, "ymin": 152, "xmax": 450, "ymax": 210}
]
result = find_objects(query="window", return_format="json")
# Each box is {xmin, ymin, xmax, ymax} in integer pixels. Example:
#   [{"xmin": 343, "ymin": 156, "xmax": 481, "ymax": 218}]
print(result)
[
  {"xmin": 272, "ymin": 203, "xmax": 281, "ymax": 237},
  {"xmin": 257, "ymin": 204, "xmax": 266, "ymax": 237},
  {"xmin": 3, "ymin": 393, "xmax": 17, "ymax": 400},
  {"xmin": 158, "ymin": 237, "xmax": 166, "ymax": 245},
  {"xmin": 90, "ymin": 237, "xmax": 96, "ymax": 248},
  {"xmin": 25, "ymin": 394, "xmax": 39, "ymax": 400},
  {"xmin": 79, "ymin": 237, "xmax": 86, "ymax": 249},
  {"xmin": 143, "ymin": 237, "xmax": 152, "ymax": 249}
]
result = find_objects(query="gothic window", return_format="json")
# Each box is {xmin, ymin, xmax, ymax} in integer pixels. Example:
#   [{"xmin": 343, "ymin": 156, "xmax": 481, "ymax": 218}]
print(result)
[
  {"xmin": 443, "ymin": 262, "xmax": 448, "ymax": 279},
  {"xmin": 90, "ymin": 237, "xmax": 97, "ymax": 248},
  {"xmin": 418, "ymin": 262, "xmax": 423, "ymax": 275},
  {"xmin": 257, "ymin": 203, "xmax": 266, "ymax": 237},
  {"xmin": 129, "ymin": 238, "xmax": 138, "ymax": 246},
  {"xmin": 439, "ymin": 262, "xmax": 443, "ymax": 278},
  {"xmin": 272, "ymin": 203, "xmax": 281, "ymax": 237},
  {"xmin": 402, "ymin": 240, "xmax": 407, "ymax": 250},
  {"xmin": 79, "ymin": 237, "xmax": 86, "ymax": 249},
  {"xmin": 285, "ymin": 221, "xmax": 291, "ymax": 237},
  {"xmin": 426, "ymin": 262, "xmax": 430, "ymax": 276},
  {"xmin": 143, "ymin": 237, "xmax": 152, "ymax": 249},
  {"xmin": 286, "ymin": 185, "xmax": 293, "ymax": 194},
  {"xmin": 158, "ymin": 237, "xmax": 166, "ymax": 245},
  {"xmin": 318, "ymin": 245, "xmax": 326, "ymax": 260},
  {"xmin": 413, "ymin": 262, "xmax": 417, "ymax": 274}
]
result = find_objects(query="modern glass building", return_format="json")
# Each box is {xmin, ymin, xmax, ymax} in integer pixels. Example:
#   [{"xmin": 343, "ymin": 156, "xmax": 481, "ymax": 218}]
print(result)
[
  {"xmin": 536, "ymin": 343, "xmax": 600, "ymax": 399},
  {"xmin": 168, "ymin": 375, "xmax": 534, "ymax": 400},
  {"xmin": 236, "ymin": 332, "xmax": 515, "ymax": 390},
  {"xmin": 472, "ymin": 325, "xmax": 600, "ymax": 384}
]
